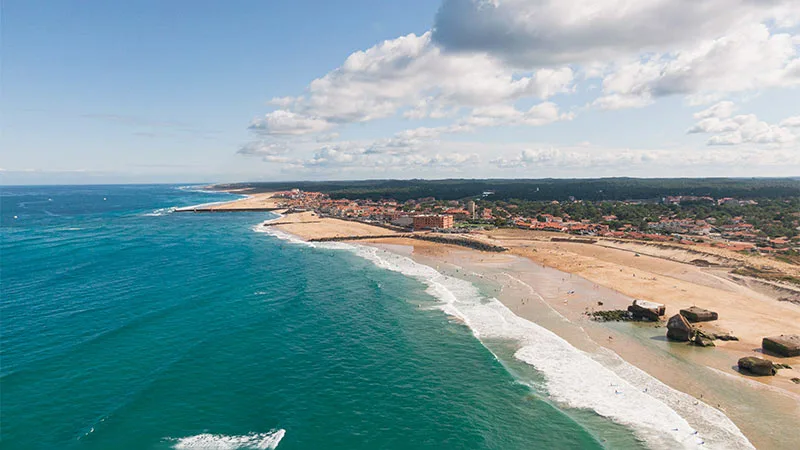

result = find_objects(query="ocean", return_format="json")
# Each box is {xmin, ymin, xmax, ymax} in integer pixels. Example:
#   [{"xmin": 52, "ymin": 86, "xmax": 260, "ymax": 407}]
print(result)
[{"xmin": 1, "ymin": 185, "xmax": 696, "ymax": 449}]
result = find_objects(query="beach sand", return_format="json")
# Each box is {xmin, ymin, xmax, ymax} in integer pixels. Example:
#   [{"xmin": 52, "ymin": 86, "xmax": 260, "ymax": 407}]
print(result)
[
  {"xmin": 262, "ymin": 213, "xmax": 800, "ymax": 448},
  {"xmin": 268, "ymin": 211, "xmax": 400, "ymax": 239},
  {"xmin": 185, "ymin": 192, "xmax": 283, "ymax": 211}
]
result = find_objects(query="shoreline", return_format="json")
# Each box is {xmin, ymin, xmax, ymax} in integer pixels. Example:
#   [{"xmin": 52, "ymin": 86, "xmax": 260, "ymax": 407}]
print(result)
[
  {"xmin": 175, "ymin": 191, "xmax": 282, "ymax": 212},
  {"xmin": 257, "ymin": 213, "xmax": 800, "ymax": 449}
]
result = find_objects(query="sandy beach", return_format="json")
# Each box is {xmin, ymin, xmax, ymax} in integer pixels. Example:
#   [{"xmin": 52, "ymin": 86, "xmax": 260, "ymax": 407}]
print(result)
[
  {"xmin": 265, "ymin": 211, "xmax": 400, "ymax": 238},
  {"xmin": 178, "ymin": 192, "xmax": 284, "ymax": 211},
  {"xmin": 262, "ymin": 212, "xmax": 800, "ymax": 448}
]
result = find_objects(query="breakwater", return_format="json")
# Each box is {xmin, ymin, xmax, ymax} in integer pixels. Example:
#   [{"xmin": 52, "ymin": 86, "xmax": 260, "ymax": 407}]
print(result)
[{"xmin": 308, "ymin": 234, "xmax": 507, "ymax": 252}]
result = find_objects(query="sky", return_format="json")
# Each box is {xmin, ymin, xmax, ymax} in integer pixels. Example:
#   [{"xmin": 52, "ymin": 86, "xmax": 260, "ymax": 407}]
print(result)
[{"xmin": 3, "ymin": 0, "xmax": 800, "ymax": 185}]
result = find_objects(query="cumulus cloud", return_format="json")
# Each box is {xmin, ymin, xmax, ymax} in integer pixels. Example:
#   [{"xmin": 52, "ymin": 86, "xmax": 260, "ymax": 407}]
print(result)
[
  {"xmin": 239, "ymin": 0, "xmax": 800, "ymax": 177},
  {"xmin": 464, "ymin": 102, "xmax": 573, "ymax": 127},
  {"xmin": 270, "ymin": 32, "xmax": 574, "ymax": 124},
  {"xmin": 687, "ymin": 102, "xmax": 798, "ymax": 146},
  {"xmin": 249, "ymin": 110, "xmax": 333, "ymax": 135},
  {"xmin": 432, "ymin": 0, "xmax": 796, "ymax": 66},
  {"xmin": 300, "ymin": 140, "xmax": 480, "ymax": 171},
  {"xmin": 237, "ymin": 141, "xmax": 298, "ymax": 163},
  {"xmin": 592, "ymin": 24, "xmax": 800, "ymax": 109},
  {"xmin": 492, "ymin": 146, "xmax": 658, "ymax": 169},
  {"xmin": 779, "ymin": 116, "xmax": 800, "ymax": 127}
]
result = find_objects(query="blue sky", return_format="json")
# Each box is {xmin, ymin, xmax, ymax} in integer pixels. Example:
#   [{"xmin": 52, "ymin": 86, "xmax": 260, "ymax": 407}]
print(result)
[{"xmin": 3, "ymin": 0, "xmax": 800, "ymax": 184}]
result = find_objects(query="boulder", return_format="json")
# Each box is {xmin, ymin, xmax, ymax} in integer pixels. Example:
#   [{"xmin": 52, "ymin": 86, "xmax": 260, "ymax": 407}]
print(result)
[
  {"xmin": 667, "ymin": 314, "xmax": 693, "ymax": 341},
  {"xmin": 627, "ymin": 299, "xmax": 666, "ymax": 321},
  {"xmin": 690, "ymin": 330, "xmax": 716, "ymax": 347},
  {"xmin": 738, "ymin": 356, "xmax": 776, "ymax": 376},
  {"xmin": 680, "ymin": 306, "xmax": 718, "ymax": 322},
  {"xmin": 710, "ymin": 333, "xmax": 739, "ymax": 341},
  {"xmin": 762, "ymin": 335, "xmax": 800, "ymax": 357}
]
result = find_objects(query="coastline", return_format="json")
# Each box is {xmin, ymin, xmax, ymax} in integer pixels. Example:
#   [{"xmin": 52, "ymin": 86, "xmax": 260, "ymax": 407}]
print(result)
[{"xmin": 254, "ymin": 212, "xmax": 800, "ymax": 449}]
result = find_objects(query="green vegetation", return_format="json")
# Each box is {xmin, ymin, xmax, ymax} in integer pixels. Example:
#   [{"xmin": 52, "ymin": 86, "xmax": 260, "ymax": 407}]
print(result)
[
  {"xmin": 477, "ymin": 197, "xmax": 800, "ymax": 238},
  {"xmin": 218, "ymin": 178, "xmax": 800, "ymax": 238},
  {"xmin": 217, "ymin": 177, "xmax": 800, "ymax": 202}
]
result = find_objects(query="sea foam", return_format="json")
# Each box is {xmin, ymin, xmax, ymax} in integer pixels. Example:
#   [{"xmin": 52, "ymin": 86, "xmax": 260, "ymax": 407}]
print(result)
[
  {"xmin": 144, "ymin": 207, "xmax": 176, "ymax": 217},
  {"xmin": 171, "ymin": 429, "xmax": 285, "ymax": 449},
  {"xmin": 258, "ymin": 229, "xmax": 754, "ymax": 449}
]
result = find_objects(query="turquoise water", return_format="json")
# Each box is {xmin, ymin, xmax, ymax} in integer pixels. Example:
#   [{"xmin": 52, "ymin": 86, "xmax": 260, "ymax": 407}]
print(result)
[{"xmin": 1, "ymin": 185, "xmax": 615, "ymax": 449}]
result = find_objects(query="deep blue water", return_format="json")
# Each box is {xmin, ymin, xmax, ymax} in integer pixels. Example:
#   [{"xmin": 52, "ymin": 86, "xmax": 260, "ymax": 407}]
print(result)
[{"xmin": 1, "ymin": 185, "xmax": 613, "ymax": 449}]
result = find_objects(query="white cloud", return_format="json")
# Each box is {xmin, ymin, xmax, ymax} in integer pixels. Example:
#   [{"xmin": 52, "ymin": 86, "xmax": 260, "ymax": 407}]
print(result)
[
  {"xmin": 464, "ymin": 102, "xmax": 573, "ymax": 126},
  {"xmin": 779, "ymin": 116, "xmax": 800, "ymax": 127},
  {"xmin": 432, "ymin": 0, "xmax": 798, "ymax": 66},
  {"xmin": 687, "ymin": 102, "xmax": 798, "ymax": 146},
  {"xmin": 237, "ymin": 141, "xmax": 299, "ymax": 163},
  {"xmin": 693, "ymin": 101, "xmax": 737, "ymax": 120},
  {"xmin": 593, "ymin": 24, "xmax": 800, "ymax": 109},
  {"xmin": 249, "ymin": 110, "xmax": 333, "ymax": 135},
  {"xmin": 238, "ymin": 0, "xmax": 800, "ymax": 177},
  {"xmin": 274, "ymin": 32, "xmax": 574, "ymax": 124}
]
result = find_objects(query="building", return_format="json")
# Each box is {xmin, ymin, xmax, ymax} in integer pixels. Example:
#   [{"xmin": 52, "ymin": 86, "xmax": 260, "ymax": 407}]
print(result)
[
  {"xmin": 391, "ymin": 216, "xmax": 414, "ymax": 227},
  {"xmin": 466, "ymin": 201, "xmax": 476, "ymax": 219},
  {"xmin": 413, "ymin": 215, "xmax": 454, "ymax": 230},
  {"xmin": 444, "ymin": 208, "xmax": 470, "ymax": 219}
]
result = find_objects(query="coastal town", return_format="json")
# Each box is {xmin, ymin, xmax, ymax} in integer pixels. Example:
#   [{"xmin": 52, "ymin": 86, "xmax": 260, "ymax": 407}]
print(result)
[
  {"xmin": 183, "ymin": 182, "xmax": 800, "ymax": 449},
  {"xmin": 267, "ymin": 189, "xmax": 800, "ymax": 256}
]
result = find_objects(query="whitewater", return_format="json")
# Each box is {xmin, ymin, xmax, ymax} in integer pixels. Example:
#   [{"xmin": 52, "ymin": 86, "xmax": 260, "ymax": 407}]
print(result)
[{"xmin": 256, "ymin": 224, "xmax": 753, "ymax": 450}]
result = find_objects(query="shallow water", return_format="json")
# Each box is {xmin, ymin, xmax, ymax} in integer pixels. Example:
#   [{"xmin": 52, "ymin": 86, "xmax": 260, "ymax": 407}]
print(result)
[{"xmin": 3, "ymin": 185, "xmax": 620, "ymax": 449}]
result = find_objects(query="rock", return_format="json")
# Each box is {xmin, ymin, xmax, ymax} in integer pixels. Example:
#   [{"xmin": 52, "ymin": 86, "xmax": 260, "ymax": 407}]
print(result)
[
  {"xmin": 738, "ymin": 356, "xmax": 776, "ymax": 376},
  {"xmin": 690, "ymin": 330, "xmax": 715, "ymax": 347},
  {"xmin": 762, "ymin": 334, "xmax": 800, "ymax": 357},
  {"xmin": 791, "ymin": 378, "xmax": 800, "ymax": 384},
  {"xmin": 691, "ymin": 335, "xmax": 716, "ymax": 347},
  {"xmin": 773, "ymin": 363, "xmax": 792, "ymax": 370},
  {"xmin": 667, "ymin": 314, "xmax": 693, "ymax": 341},
  {"xmin": 680, "ymin": 306, "xmax": 718, "ymax": 322},
  {"xmin": 628, "ymin": 299, "xmax": 665, "ymax": 321},
  {"xmin": 711, "ymin": 333, "xmax": 739, "ymax": 341},
  {"xmin": 588, "ymin": 310, "xmax": 632, "ymax": 322}
]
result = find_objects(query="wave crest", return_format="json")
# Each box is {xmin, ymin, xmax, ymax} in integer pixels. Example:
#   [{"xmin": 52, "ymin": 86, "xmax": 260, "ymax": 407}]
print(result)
[{"xmin": 171, "ymin": 429, "xmax": 285, "ymax": 449}]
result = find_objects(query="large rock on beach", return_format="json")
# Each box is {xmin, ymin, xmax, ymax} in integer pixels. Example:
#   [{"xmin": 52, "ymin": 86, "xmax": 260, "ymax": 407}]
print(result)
[
  {"xmin": 666, "ymin": 314, "xmax": 693, "ymax": 341},
  {"xmin": 680, "ymin": 306, "xmax": 718, "ymax": 323},
  {"xmin": 627, "ymin": 299, "xmax": 665, "ymax": 321},
  {"xmin": 738, "ymin": 356, "xmax": 776, "ymax": 376},
  {"xmin": 690, "ymin": 330, "xmax": 715, "ymax": 347},
  {"xmin": 762, "ymin": 334, "xmax": 800, "ymax": 357}
]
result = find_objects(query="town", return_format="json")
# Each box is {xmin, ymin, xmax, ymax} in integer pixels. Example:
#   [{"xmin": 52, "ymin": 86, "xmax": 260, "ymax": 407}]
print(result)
[{"xmin": 268, "ymin": 189, "xmax": 800, "ymax": 256}]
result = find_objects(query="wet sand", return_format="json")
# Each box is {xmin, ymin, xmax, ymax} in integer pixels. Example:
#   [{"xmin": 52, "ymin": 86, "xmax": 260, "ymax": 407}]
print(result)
[
  {"xmin": 372, "ymin": 241, "xmax": 800, "ymax": 450},
  {"xmin": 257, "ymin": 213, "xmax": 800, "ymax": 448}
]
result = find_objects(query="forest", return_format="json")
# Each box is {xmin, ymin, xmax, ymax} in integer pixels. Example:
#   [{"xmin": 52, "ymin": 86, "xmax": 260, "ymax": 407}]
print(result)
[{"xmin": 218, "ymin": 178, "xmax": 800, "ymax": 202}]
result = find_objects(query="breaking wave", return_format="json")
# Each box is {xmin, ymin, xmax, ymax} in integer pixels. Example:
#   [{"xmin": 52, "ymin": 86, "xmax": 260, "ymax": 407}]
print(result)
[
  {"xmin": 143, "ymin": 207, "xmax": 176, "ymax": 217},
  {"xmin": 170, "ymin": 429, "xmax": 285, "ymax": 449}
]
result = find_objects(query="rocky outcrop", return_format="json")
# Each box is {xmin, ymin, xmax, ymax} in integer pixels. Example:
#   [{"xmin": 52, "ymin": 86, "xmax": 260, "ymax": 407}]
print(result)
[
  {"xmin": 738, "ymin": 356, "xmax": 776, "ymax": 376},
  {"xmin": 710, "ymin": 332, "xmax": 739, "ymax": 341},
  {"xmin": 680, "ymin": 306, "xmax": 718, "ymax": 323},
  {"xmin": 667, "ymin": 314, "xmax": 693, "ymax": 341},
  {"xmin": 627, "ymin": 300, "xmax": 665, "ymax": 322},
  {"xmin": 689, "ymin": 330, "xmax": 715, "ymax": 347},
  {"xmin": 762, "ymin": 334, "xmax": 800, "ymax": 357},
  {"xmin": 587, "ymin": 310, "xmax": 632, "ymax": 322}
]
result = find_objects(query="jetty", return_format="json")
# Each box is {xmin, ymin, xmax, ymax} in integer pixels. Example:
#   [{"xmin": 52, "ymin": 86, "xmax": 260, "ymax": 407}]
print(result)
[
  {"xmin": 309, "ymin": 233, "xmax": 508, "ymax": 253},
  {"xmin": 174, "ymin": 205, "xmax": 283, "ymax": 213}
]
